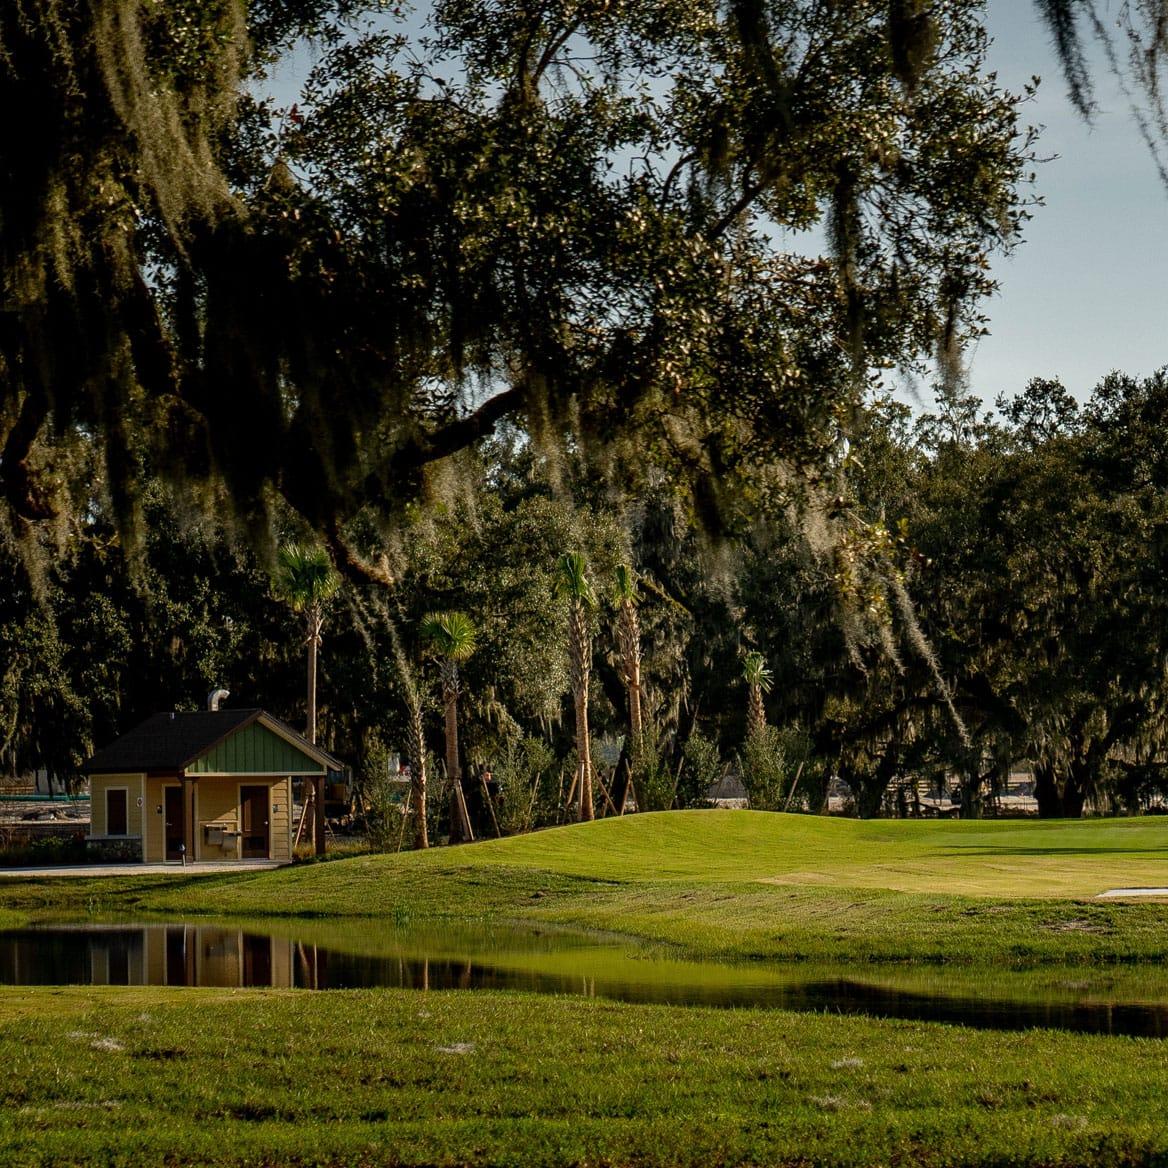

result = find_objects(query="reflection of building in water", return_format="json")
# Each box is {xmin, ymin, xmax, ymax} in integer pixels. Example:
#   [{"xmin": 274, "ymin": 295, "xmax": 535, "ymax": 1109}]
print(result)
[
  {"xmin": 0, "ymin": 924, "xmax": 307, "ymax": 988},
  {"xmin": 157, "ymin": 925, "xmax": 296, "ymax": 988}
]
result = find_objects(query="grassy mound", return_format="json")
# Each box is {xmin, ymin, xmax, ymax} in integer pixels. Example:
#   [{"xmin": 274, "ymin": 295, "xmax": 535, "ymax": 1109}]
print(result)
[{"xmin": 5, "ymin": 812, "xmax": 1167, "ymax": 966}]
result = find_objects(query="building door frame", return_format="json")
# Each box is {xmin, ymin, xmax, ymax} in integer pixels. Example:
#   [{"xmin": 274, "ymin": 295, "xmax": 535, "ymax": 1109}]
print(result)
[
  {"xmin": 163, "ymin": 785, "xmax": 184, "ymax": 862},
  {"xmin": 239, "ymin": 784, "xmax": 270, "ymax": 859}
]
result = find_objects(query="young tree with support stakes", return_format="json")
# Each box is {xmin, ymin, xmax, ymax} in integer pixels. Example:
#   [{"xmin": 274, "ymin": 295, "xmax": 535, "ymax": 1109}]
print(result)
[
  {"xmin": 556, "ymin": 552, "xmax": 597, "ymax": 823},
  {"xmin": 274, "ymin": 543, "xmax": 340, "ymax": 854},
  {"xmin": 391, "ymin": 631, "xmax": 431, "ymax": 851},
  {"xmin": 419, "ymin": 610, "xmax": 477, "ymax": 842}
]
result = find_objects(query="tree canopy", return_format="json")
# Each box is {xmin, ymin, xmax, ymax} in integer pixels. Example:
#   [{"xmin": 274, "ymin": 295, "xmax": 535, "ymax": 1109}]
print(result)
[{"xmin": 1, "ymin": 0, "xmax": 1033, "ymax": 573}]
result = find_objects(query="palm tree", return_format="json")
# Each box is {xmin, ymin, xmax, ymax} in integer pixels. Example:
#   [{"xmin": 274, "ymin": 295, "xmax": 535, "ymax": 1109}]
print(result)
[
  {"xmin": 555, "ymin": 552, "xmax": 596, "ymax": 822},
  {"xmin": 274, "ymin": 543, "xmax": 340, "ymax": 854},
  {"xmin": 742, "ymin": 650, "xmax": 773, "ymax": 742},
  {"xmin": 419, "ymin": 610, "xmax": 477, "ymax": 841}
]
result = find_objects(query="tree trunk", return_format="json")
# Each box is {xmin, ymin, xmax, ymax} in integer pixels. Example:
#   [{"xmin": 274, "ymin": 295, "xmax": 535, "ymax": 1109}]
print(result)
[
  {"xmin": 306, "ymin": 614, "xmax": 320, "ymax": 744},
  {"xmin": 576, "ymin": 684, "xmax": 594, "ymax": 821},
  {"xmin": 445, "ymin": 696, "xmax": 460, "ymax": 784},
  {"xmin": 959, "ymin": 770, "xmax": 983, "ymax": 819},
  {"xmin": 618, "ymin": 601, "xmax": 643, "ymax": 755},
  {"xmin": 854, "ymin": 781, "xmax": 883, "ymax": 820},
  {"xmin": 569, "ymin": 605, "xmax": 594, "ymax": 822},
  {"xmin": 306, "ymin": 615, "xmax": 325, "ymax": 855},
  {"xmin": 314, "ymin": 775, "xmax": 326, "ymax": 856},
  {"xmin": 746, "ymin": 684, "xmax": 766, "ymax": 742},
  {"xmin": 407, "ymin": 697, "xmax": 429, "ymax": 850},
  {"xmin": 1034, "ymin": 760, "xmax": 1065, "ymax": 818},
  {"xmin": 443, "ymin": 675, "xmax": 466, "ymax": 841},
  {"xmin": 854, "ymin": 747, "xmax": 899, "ymax": 820},
  {"xmin": 1062, "ymin": 760, "xmax": 1091, "ymax": 818}
]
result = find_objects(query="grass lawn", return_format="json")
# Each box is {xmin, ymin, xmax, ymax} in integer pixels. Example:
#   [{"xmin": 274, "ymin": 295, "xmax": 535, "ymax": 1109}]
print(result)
[
  {"xmin": 6, "ymin": 811, "xmax": 1166, "ymax": 964},
  {"xmin": 3, "ymin": 812, "xmax": 1168, "ymax": 1165},
  {"xmin": 3, "ymin": 985, "xmax": 1168, "ymax": 1167}
]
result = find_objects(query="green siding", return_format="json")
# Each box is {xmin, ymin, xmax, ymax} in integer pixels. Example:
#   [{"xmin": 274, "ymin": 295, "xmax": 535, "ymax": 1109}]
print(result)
[{"xmin": 187, "ymin": 722, "xmax": 325, "ymax": 775}]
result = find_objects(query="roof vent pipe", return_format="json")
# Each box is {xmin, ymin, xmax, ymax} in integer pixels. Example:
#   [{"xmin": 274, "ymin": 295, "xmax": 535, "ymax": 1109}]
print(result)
[{"xmin": 207, "ymin": 689, "xmax": 230, "ymax": 712}]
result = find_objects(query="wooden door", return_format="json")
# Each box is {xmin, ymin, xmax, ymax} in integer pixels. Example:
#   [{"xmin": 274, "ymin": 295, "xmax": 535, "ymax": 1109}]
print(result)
[
  {"xmin": 240, "ymin": 786, "xmax": 270, "ymax": 858},
  {"xmin": 164, "ymin": 786, "xmax": 184, "ymax": 861}
]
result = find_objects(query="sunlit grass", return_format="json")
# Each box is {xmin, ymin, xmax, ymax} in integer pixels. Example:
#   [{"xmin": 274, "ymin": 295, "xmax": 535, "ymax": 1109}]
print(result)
[
  {"xmin": 4, "ymin": 814, "xmax": 1168, "ymax": 1164},
  {"xmin": 2, "ymin": 985, "xmax": 1168, "ymax": 1167},
  {"xmin": 4, "ymin": 812, "xmax": 1168, "ymax": 966}
]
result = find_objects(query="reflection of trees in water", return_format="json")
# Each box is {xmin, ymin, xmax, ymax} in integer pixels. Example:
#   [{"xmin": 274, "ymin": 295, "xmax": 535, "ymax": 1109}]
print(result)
[{"xmin": 8, "ymin": 924, "xmax": 1168, "ymax": 1038}]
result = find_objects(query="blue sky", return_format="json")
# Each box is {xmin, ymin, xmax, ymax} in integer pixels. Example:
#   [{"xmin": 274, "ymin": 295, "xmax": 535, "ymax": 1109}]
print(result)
[{"xmin": 972, "ymin": 2, "xmax": 1168, "ymax": 404}]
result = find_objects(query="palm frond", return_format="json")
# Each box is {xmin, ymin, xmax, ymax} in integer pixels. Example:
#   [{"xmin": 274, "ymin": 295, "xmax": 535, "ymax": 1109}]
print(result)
[
  {"xmin": 742, "ymin": 650, "xmax": 773, "ymax": 694},
  {"xmin": 554, "ymin": 551, "xmax": 596, "ymax": 608},
  {"xmin": 273, "ymin": 543, "xmax": 341, "ymax": 611},
  {"xmin": 614, "ymin": 563, "xmax": 639, "ymax": 604},
  {"xmin": 420, "ymin": 610, "xmax": 477, "ymax": 662}
]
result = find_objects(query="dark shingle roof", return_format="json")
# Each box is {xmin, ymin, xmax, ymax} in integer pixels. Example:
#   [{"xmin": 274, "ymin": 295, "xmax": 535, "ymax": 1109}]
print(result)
[{"xmin": 83, "ymin": 709, "xmax": 343, "ymax": 775}]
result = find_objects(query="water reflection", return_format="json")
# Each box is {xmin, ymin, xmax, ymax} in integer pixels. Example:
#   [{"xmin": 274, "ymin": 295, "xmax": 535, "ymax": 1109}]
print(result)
[
  {"xmin": 3, "ymin": 922, "xmax": 1168, "ymax": 1040},
  {"xmin": 0, "ymin": 925, "xmax": 292, "ymax": 989}
]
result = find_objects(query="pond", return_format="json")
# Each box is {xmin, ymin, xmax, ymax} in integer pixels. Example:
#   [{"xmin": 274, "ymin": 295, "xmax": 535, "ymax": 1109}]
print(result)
[{"xmin": 3, "ymin": 920, "xmax": 1168, "ymax": 1040}]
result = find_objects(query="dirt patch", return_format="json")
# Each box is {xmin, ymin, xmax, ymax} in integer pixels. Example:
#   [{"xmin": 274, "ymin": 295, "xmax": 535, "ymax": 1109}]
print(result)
[{"xmin": 1044, "ymin": 918, "xmax": 1110, "ymax": 935}]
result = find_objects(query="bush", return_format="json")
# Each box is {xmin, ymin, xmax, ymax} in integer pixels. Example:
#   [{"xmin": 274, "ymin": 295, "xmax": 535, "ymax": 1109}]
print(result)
[
  {"xmin": 493, "ymin": 736, "xmax": 557, "ymax": 834},
  {"xmin": 678, "ymin": 729, "xmax": 722, "ymax": 808},
  {"xmin": 0, "ymin": 832, "xmax": 89, "ymax": 868},
  {"xmin": 739, "ymin": 726, "xmax": 791, "ymax": 811},
  {"xmin": 629, "ymin": 729, "xmax": 676, "ymax": 812},
  {"xmin": 360, "ymin": 749, "xmax": 442, "ymax": 852},
  {"xmin": 362, "ymin": 772, "xmax": 413, "ymax": 852}
]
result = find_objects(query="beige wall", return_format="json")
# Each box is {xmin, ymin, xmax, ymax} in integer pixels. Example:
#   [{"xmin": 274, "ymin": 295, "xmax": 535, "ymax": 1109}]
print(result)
[
  {"xmin": 88, "ymin": 774, "xmax": 145, "ymax": 859},
  {"xmin": 270, "ymin": 777, "xmax": 292, "ymax": 861},
  {"xmin": 198, "ymin": 778, "xmax": 239, "ymax": 860},
  {"xmin": 127, "ymin": 774, "xmax": 294, "ymax": 863},
  {"xmin": 195, "ymin": 775, "xmax": 293, "ymax": 861}
]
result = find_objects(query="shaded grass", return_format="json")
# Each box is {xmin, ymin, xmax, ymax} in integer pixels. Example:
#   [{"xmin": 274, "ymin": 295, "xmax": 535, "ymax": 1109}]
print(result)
[{"xmin": 3, "ymin": 985, "xmax": 1168, "ymax": 1166}]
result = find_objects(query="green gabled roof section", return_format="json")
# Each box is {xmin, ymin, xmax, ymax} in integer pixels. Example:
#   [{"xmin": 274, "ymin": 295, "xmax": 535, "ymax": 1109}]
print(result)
[{"xmin": 187, "ymin": 717, "xmax": 333, "ymax": 775}]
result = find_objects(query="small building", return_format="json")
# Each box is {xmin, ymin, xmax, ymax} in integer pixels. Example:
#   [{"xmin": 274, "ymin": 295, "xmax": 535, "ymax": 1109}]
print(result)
[{"xmin": 83, "ymin": 709, "xmax": 341, "ymax": 863}]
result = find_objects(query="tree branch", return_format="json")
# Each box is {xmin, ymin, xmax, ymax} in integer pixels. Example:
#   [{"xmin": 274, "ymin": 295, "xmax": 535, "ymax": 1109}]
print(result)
[{"xmin": 0, "ymin": 390, "xmax": 54, "ymax": 521}]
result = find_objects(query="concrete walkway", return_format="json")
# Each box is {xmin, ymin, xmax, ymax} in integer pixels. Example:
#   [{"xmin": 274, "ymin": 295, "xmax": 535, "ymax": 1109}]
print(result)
[
  {"xmin": 1096, "ymin": 887, "xmax": 1168, "ymax": 899},
  {"xmin": 0, "ymin": 861, "xmax": 286, "ymax": 878}
]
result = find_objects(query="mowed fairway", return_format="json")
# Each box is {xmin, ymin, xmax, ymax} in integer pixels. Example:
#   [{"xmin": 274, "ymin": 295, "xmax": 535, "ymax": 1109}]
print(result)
[
  {"xmin": 4, "ymin": 813, "xmax": 1168, "ymax": 1166},
  {"xmin": 385, "ymin": 810, "xmax": 1168, "ymax": 896},
  {"xmin": 156, "ymin": 810, "xmax": 1168, "ymax": 907}
]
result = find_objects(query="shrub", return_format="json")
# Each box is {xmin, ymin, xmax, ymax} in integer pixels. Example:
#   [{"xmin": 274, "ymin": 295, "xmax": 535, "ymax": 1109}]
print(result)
[
  {"xmin": 678, "ymin": 729, "xmax": 722, "ymax": 808},
  {"xmin": 493, "ymin": 736, "xmax": 557, "ymax": 834},
  {"xmin": 0, "ymin": 832, "xmax": 89, "ymax": 868},
  {"xmin": 362, "ymin": 772, "xmax": 413, "ymax": 852},
  {"xmin": 629, "ymin": 728, "xmax": 677, "ymax": 812},
  {"xmin": 739, "ymin": 726, "xmax": 791, "ymax": 811}
]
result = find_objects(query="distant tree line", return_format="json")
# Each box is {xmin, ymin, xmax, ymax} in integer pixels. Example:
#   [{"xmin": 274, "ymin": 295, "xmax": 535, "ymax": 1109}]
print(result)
[
  {"xmin": 5, "ymin": 2, "xmax": 1168, "ymax": 832},
  {"xmin": 4, "ymin": 369, "xmax": 1168, "ymax": 830}
]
